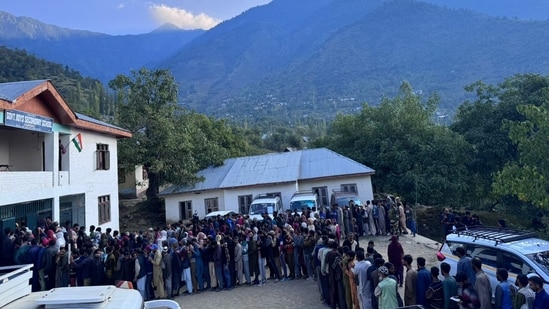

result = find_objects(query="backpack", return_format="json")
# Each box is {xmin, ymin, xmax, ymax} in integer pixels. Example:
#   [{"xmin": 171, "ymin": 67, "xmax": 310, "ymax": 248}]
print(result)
[{"xmin": 372, "ymin": 206, "xmax": 379, "ymax": 219}]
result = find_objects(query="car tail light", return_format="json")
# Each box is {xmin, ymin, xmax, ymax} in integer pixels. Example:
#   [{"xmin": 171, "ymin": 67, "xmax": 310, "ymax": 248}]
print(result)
[{"xmin": 437, "ymin": 251, "xmax": 446, "ymax": 261}]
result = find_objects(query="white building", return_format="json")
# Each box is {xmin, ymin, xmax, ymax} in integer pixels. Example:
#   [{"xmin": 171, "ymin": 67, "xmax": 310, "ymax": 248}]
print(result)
[
  {"xmin": 160, "ymin": 148, "xmax": 375, "ymax": 222},
  {"xmin": 118, "ymin": 165, "xmax": 149, "ymax": 199},
  {"xmin": 0, "ymin": 80, "xmax": 131, "ymax": 232}
]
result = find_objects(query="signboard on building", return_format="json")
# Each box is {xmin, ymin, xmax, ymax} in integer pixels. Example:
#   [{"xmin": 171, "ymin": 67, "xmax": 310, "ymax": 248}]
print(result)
[{"xmin": 4, "ymin": 110, "xmax": 53, "ymax": 133}]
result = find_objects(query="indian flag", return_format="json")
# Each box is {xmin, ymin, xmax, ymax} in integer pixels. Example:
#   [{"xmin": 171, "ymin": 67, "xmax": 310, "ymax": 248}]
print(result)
[{"xmin": 71, "ymin": 133, "xmax": 83, "ymax": 152}]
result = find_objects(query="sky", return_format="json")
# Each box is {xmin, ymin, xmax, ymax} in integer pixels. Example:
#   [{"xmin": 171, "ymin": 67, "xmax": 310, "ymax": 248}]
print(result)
[{"xmin": 0, "ymin": 0, "xmax": 272, "ymax": 35}]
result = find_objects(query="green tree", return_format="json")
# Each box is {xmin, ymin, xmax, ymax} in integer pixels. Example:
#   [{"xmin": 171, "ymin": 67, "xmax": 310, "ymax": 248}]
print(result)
[
  {"xmin": 110, "ymin": 68, "xmax": 185, "ymax": 207},
  {"xmin": 315, "ymin": 81, "xmax": 471, "ymax": 205},
  {"xmin": 451, "ymin": 74, "xmax": 549, "ymax": 209},
  {"xmin": 110, "ymin": 68, "xmax": 252, "ymax": 207},
  {"xmin": 493, "ymin": 100, "xmax": 549, "ymax": 209}
]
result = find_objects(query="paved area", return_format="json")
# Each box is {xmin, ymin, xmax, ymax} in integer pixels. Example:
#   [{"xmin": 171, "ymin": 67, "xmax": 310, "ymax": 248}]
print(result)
[{"xmin": 170, "ymin": 233, "xmax": 441, "ymax": 308}]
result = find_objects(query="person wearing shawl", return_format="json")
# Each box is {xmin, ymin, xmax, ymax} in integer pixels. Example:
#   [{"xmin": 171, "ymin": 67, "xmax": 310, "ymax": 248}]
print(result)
[{"xmin": 387, "ymin": 235, "xmax": 404, "ymax": 287}]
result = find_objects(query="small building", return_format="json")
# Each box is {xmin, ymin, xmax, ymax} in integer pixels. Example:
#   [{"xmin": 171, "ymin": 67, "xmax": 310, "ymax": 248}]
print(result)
[
  {"xmin": 160, "ymin": 148, "xmax": 375, "ymax": 222},
  {"xmin": 118, "ymin": 165, "xmax": 149, "ymax": 199},
  {"xmin": 0, "ymin": 80, "xmax": 131, "ymax": 232}
]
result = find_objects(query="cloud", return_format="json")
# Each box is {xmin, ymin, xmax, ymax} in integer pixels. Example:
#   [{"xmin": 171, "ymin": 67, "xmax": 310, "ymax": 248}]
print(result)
[{"xmin": 149, "ymin": 4, "xmax": 220, "ymax": 30}]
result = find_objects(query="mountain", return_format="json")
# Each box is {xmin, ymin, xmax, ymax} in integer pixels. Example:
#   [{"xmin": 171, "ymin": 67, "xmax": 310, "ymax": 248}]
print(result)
[
  {"xmin": 2, "ymin": 0, "xmax": 549, "ymax": 121},
  {"xmin": 0, "ymin": 11, "xmax": 204, "ymax": 82},
  {"xmin": 0, "ymin": 46, "xmax": 114, "ymax": 117},
  {"xmin": 425, "ymin": 0, "xmax": 549, "ymax": 21},
  {"xmin": 160, "ymin": 0, "xmax": 549, "ymax": 118}
]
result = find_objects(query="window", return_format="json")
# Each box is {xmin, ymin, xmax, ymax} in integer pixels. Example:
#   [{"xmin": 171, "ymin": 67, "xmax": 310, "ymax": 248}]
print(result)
[
  {"xmin": 446, "ymin": 241, "xmax": 467, "ymax": 256},
  {"xmin": 179, "ymin": 201, "xmax": 192, "ymax": 220},
  {"xmin": 238, "ymin": 195, "xmax": 253, "ymax": 214},
  {"xmin": 469, "ymin": 246, "xmax": 498, "ymax": 268},
  {"xmin": 340, "ymin": 183, "xmax": 357, "ymax": 193},
  {"xmin": 204, "ymin": 197, "xmax": 219, "ymax": 214},
  {"xmin": 313, "ymin": 186, "xmax": 328, "ymax": 208},
  {"xmin": 96, "ymin": 144, "xmax": 110, "ymax": 170},
  {"xmin": 501, "ymin": 252, "xmax": 533, "ymax": 276},
  {"xmin": 98, "ymin": 195, "xmax": 111, "ymax": 224}
]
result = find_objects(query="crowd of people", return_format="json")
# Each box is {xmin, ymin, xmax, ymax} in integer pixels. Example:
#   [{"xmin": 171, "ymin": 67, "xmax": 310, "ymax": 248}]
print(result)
[{"xmin": 1, "ymin": 196, "xmax": 549, "ymax": 309}]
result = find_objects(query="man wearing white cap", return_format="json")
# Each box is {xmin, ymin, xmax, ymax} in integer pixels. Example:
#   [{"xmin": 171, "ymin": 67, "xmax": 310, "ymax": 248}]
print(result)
[{"xmin": 374, "ymin": 265, "xmax": 398, "ymax": 309}]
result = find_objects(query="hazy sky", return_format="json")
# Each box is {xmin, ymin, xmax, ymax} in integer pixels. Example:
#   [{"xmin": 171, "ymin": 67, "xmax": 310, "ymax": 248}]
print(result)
[{"xmin": 0, "ymin": 0, "xmax": 272, "ymax": 35}]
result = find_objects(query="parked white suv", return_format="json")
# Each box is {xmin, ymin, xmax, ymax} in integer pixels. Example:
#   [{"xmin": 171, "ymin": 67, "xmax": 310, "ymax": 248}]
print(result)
[
  {"xmin": 289, "ymin": 190, "xmax": 319, "ymax": 216},
  {"xmin": 437, "ymin": 226, "xmax": 549, "ymax": 298},
  {"xmin": 249, "ymin": 194, "xmax": 282, "ymax": 221}
]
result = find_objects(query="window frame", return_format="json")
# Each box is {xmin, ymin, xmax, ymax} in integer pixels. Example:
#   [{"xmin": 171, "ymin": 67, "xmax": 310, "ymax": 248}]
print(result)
[
  {"xmin": 204, "ymin": 197, "xmax": 219, "ymax": 214},
  {"xmin": 313, "ymin": 186, "xmax": 328, "ymax": 208},
  {"xmin": 179, "ymin": 200, "xmax": 192, "ymax": 220},
  {"xmin": 340, "ymin": 183, "xmax": 358, "ymax": 193},
  {"xmin": 238, "ymin": 194, "xmax": 253, "ymax": 215},
  {"xmin": 96, "ymin": 144, "xmax": 110, "ymax": 170},
  {"xmin": 98, "ymin": 195, "xmax": 111, "ymax": 225}
]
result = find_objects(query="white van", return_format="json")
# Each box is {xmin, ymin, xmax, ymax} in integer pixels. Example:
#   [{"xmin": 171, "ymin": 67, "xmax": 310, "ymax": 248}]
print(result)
[
  {"xmin": 249, "ymin": 194, "xmax": 282, "ymax": 221},
  {"xmin": 289, "ymin": 190, "xmax": 319, "ymax": 215}
]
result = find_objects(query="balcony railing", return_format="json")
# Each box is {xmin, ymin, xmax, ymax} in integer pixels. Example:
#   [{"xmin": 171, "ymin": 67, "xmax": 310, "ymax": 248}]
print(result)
[{"xmin": 0, "ymin": 171, "xmax": 59, "ymax": 191}]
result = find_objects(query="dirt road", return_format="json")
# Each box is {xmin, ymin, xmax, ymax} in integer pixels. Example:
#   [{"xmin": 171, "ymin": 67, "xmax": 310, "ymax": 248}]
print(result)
[{"xmin": 169, "ymin": 233, "xmax": 441, "ymax": 308}]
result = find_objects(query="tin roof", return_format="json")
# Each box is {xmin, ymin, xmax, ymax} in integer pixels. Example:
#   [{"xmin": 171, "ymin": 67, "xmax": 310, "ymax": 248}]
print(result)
[
  {"xmin": 160, "ymin": 148, "xmax": 374, "ymax": 195},
  {"xmin": 0, "ymin": 80, "xmax": 47, "ymax": 102}
]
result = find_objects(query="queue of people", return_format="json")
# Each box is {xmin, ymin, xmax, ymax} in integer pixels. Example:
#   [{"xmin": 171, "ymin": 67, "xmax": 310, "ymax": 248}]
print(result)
[{"xmin": 2, "ymin": 197, "xmax": 549, "ymax": 309}]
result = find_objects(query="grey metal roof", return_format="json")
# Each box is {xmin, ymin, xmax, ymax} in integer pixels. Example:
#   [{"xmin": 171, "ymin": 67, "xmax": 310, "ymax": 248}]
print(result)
[
  {"xmin": 0, "ymin": 80, "xmax": 47, "ymax": 102},
  {"xmin": 160, "ymin": 148, "xmax": 375, "ymax": 195},
  {"xmin": 75, "ymin": 113, "xmax": 129, "ymax": 133}
]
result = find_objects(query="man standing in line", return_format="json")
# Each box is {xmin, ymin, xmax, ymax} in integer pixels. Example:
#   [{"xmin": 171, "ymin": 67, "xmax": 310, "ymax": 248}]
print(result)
[
  {"xmin": 416, "ymin": 256, "xmax": 432, "ymax": 308},
  {"xmin": 528, "ymin": 275, "xmax": 549, "ymax": 309},
  {"xmin": 441, "ymin": 262, "xmax": 459, "ymax": 309},
  {"xmin": 513, "ymin": 274, "xmax": 534, "ymax": 309},
  {"xmin": 456, "ymin": 246, "xmax": 476, "ymax": 287},
  {"xmin": 134, "ymin": 248, "xmax": 147, "ymax": 300},
  {"xmin": 494, "ymin": 268, "xmax": 514, "ymax": 309},
  {"xmin": 403, "ymin": 254, "xmax": 417, "ymax": 306},
  {"xmin": 375, "ymin": 265, "xmax": 398, "ymax": 309},
  {"xmin": 472, "ymin": 257, "xmax": 492, "ymax": 309}
]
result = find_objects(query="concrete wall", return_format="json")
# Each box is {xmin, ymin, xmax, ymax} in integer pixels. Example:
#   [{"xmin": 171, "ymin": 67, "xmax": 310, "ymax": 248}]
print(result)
[
  {"xmin": 0, "ymin": 127, "xmax": 121, "ymax": 231},
  {"xmin": 164, "ymin": 174, "xmax": 374, "ymax": 223}
]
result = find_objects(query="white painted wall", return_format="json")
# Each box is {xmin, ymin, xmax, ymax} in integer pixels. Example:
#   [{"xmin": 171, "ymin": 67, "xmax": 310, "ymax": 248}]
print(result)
[
  {"xmin": 0, "ymin": 127, "xmax": 121, "ymax": 231},
  {"xmin": 164, "ymin": 175, "xmax": 374, "ymax": 223},
  {"xmin": 67, "ymin": 131, "xmax": 120, "ymax": 231},
  {"xmin": 8, "ymin": 130, "xmax": 43, "ymax": 171}
]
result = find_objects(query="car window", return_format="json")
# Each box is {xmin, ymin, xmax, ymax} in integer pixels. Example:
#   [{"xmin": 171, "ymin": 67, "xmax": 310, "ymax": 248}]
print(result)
[
  {"xmin": 500, "ymin": 252, "xmax": 533, "ymax": 276},
  {"xmin": 526, "ymin": 250, "xmax": 549, "ymax": 278},
  {"xmin": 470, "ymin": 246, "xmax": 498, "ymax": 268},
  {"xmin": 445, "ymin": 241, "xmax": 465, "ymax": 255}
]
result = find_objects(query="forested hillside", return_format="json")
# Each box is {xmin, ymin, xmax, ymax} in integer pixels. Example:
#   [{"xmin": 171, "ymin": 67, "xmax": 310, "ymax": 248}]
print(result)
[
  {"xmin": 0, "ymin": 46, "xmax": 114, "ymax": 118},
  {"xmin": 0, "ymin": 11, "xmax": 204, "ymax": 82},
  {"xmin": 161, "ymin": 0, "xmax": 549, "ymax": 120}
]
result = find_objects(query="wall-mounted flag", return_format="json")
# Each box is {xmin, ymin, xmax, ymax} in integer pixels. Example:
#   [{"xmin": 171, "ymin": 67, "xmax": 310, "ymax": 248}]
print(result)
[{"xmin": 71, "ymin": 133, "xmax": 83, "ymax": 152}]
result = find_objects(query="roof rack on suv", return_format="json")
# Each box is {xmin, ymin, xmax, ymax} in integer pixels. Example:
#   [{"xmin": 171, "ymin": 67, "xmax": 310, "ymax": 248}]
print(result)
[{"xmin": 453, "ymin": 226, "xmax": 537, "ymax": 245}]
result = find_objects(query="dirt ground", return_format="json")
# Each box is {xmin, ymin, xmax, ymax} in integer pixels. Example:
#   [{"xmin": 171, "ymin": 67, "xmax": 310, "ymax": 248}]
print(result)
[
  {"xmin": 168, "ymin": 233, "xmax": 441, "ymax": 308},
  {"xmin": 118, "ymin": 198, "xmax": 442, "ymax": 307}
]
